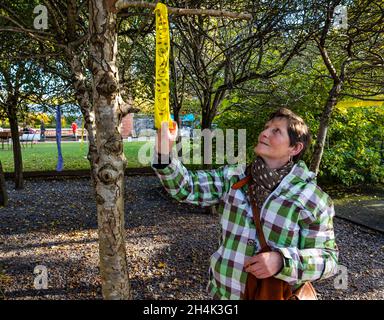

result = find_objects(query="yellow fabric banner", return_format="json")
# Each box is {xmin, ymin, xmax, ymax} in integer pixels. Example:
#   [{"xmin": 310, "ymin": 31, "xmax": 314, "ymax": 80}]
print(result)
[{"xmin": 154, "ymin": 3, "xmax": 173, "ymax": 129}]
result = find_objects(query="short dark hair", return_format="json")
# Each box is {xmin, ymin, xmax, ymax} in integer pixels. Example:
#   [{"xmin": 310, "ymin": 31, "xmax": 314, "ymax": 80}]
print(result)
[{"xmin": 268, "ymin": 108, "xmax": 311, "ymax": 162}]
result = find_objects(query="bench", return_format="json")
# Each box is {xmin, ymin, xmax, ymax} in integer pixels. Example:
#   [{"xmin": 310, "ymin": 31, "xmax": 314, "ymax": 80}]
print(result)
[{"xmin": 20, "ymin": 132, "xmax": 38, "ymax": 148}]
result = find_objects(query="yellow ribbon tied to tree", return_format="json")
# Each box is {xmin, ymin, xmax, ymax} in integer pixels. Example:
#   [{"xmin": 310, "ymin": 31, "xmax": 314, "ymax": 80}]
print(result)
[{"xmin": 154, "ymin": 2, "xmax": 173, "ymax": 129}]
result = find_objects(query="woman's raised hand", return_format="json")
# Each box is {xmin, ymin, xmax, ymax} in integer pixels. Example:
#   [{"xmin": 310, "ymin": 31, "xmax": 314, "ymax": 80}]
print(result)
[{"xmin": 155, "ymin": 121, "xmax": 178, "ymax": 155}]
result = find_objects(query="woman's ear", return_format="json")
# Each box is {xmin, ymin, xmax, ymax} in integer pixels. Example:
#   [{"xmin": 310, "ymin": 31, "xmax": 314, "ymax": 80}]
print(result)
[{"xmin": 290, "ymin": 142, "xmax": 304, "ymax": 157}]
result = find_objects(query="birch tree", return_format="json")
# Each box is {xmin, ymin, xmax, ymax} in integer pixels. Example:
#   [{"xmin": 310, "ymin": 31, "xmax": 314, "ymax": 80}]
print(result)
[
  {"xmin": 88, "ymin": 0, "xmax": 131, "ymax": 299},
  {"xmin": 0, "ymin": 0, "xmax": 130, "ymax": 298}
]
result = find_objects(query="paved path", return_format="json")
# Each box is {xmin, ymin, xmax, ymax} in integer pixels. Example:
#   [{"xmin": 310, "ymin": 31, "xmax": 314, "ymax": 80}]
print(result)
[{"xmin": 335, "ymin": 199, "xmax": 384, "ymax": 233}]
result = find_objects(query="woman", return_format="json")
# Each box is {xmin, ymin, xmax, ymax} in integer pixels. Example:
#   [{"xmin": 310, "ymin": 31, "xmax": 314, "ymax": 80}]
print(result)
[{"xmin": 152, "ymin": 108, "xmax": 338, "ymax": 300}]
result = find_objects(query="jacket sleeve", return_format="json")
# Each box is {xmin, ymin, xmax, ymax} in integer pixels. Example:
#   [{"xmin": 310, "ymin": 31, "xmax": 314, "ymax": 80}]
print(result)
[
  {"xmin": 273, "ymin": 199, "xmax": 339, "ymax": 286},
  {"xmin": 152, "ymin": 154, "xmax": 227, "ymax": 207}
]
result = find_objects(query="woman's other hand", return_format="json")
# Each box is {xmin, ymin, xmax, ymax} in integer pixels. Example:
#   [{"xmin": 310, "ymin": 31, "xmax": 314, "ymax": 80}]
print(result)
[
  {"xmin": 244, "ymin": 251, "xmax": 283, "ymax": 279},
  {"xmin": 155, "ymin": 121, "xmax": 178, "ymax": 155}
]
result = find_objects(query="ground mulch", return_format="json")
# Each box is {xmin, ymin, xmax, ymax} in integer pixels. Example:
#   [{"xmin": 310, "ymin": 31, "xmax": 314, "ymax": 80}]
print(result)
[{"xmin": 0, "ymin": 176, "xmax": 383, "ymax": 300}]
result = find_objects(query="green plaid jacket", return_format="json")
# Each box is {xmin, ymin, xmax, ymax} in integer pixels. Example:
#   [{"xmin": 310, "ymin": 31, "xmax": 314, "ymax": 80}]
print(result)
[{"xmin": 153, "ymin": 156, "xmax": 339, "ymax": 300}]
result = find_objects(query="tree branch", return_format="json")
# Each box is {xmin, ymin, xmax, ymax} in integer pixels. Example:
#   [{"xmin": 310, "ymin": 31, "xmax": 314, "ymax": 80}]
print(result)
[
  {"xmin": 315, "ymin": 37, "xmax": 339, "ymax": 81},
  {"xmin": 113, "ymin": 0, "xmax": 252, "ymax": 20},
  {"xmin": 0, "ymin": 25, "xmax": 67, "ymax": 49},
  {"xmin": 42, "ymin": 0, "xmax": 64, "ymax": 39}
]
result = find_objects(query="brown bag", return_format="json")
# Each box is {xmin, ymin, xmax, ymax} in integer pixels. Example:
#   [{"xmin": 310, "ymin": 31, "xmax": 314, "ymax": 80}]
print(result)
[{"xmin": 233, "ymin": 178, "xmax": 317, "ymax": 300}]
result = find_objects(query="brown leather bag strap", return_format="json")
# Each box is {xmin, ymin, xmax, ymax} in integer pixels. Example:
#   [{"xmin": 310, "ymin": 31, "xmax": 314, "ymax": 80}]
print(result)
[
  {"xmin": 231, "ymin": 177, "xmax": 269, "ymax": 250},
  {"xmin": 232, "ymin": 176, "xmax": 251, "ymax": 190},
  {"xmin": 248, "ymin": 184, "xmax": 269, "ymax": 251}
]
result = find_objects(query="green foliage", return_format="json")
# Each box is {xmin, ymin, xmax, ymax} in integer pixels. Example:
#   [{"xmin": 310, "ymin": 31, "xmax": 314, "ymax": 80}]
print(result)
[
  {"xmin": 215, "ymin": 101, "xmax": 272, "ymax": 163},
  {"xmin": 318, "ymin": 106, "xmax": 384, "ymax": 186},
  {"xmin": 216, "ymin": 92, "xmax": 384, "ymax": 186}
]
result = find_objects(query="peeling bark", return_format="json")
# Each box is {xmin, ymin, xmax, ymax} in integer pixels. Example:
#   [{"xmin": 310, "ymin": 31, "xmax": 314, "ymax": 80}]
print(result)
[
  {"xmin": 89, "ymin": 0, "xmax": 130, "ymax": 299},
  {"xmin": 69, "ymin": 53, "xmax": 98, "ymax": 182},
  {"xmin": 65, "ymin": 1, "xmax": 98, "ymax": 184}
]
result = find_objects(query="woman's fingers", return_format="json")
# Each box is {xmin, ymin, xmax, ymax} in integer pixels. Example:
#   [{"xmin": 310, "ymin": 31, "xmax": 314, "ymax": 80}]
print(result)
[
  {"xmin": 245, "ymin": 264, "xmax": 269, "ymax": 278},
  {"xmin": 161, "ymin": 121, "xmax": 177, "ymax": 139},
  {"xmin": 244, "ymin": 257, "xmax": 264, "ymax": 273},
  {"xmin": 244, "ymin": 252, "xmax": 283, "ymax": 278},
  {"xmin": 244, "ymin": 255, "xmax": 259, "ymax": 268},
  {"xmin": 168, "ymin": 121, "xmax": 178, "ymax": 139},
  {"xmin": 156, "ymin": 121, "xmax": 178, "ymax": 155}
]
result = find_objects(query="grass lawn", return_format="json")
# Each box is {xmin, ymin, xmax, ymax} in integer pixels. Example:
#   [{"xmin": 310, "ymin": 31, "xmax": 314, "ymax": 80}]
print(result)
[{"xmin": 0, "ymin": 141, "xmax": 154, "ymax": 172}]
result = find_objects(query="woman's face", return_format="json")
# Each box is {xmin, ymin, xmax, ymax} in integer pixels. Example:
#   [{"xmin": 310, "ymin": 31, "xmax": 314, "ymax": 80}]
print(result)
[{"xmin": 254, "ymin": 117, "xmax": 297, "ymax": 168}]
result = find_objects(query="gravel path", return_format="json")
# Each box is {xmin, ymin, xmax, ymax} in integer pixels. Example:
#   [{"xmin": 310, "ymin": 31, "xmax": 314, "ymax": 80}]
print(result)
[{"xmin": 0, "ymin": 176, "xmax": 383, "ymax": 300}]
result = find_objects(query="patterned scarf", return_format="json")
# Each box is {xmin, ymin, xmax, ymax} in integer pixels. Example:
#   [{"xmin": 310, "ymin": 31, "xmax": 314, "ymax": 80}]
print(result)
[{"xmin": 249, "ymin": 157, "xmax": 294, "ymax": 208}]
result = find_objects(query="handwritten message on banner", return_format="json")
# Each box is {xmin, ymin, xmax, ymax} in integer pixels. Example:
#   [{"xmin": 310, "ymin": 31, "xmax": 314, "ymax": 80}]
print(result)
[{"xmin": 154, "ymin": 3, "xmax": 173, "ymax": 129}]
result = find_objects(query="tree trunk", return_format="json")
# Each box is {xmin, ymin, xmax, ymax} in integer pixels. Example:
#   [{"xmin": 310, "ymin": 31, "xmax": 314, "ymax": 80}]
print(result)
[
  {"xmin": 69, "ymin": 53, "xmax": 98, "ymax": 183},
  {"xmin": 199, "ymin": 97, "xmax": 212, "ymax": 170},
  {"xmin": 89, "ymin": 0, "xmax": 130, "ymax": 299},
  {"xmin": 201, "ymin": 104, "xmax": 211, "ymax": 130},
  {"xmin": 170, "ymin": 41, "xmax": 183, "ymax": 158},
  {"xmin": 201, "ymin": 96, "xmax": 223, "ymax": 130},
  {"xmin": 310, "ymin": 81, "xmax": 343, "ymax": 174},
  {"xmin": 0, "ymin": 160, "xmax": 8, "ymax": 207},
  {"xmin": 7, "ymin": 101, "xmax": 23, "ymax": 189}
]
